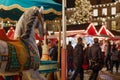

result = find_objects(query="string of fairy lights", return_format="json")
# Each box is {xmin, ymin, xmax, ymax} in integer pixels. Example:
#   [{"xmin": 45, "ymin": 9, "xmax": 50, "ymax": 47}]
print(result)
[
  {"xmin": 0, "ymin": 20, "xmax": 17, "ymax": 27},
  {"xmin": 67, "ymin": 0, "xmax": 120, "ymax": 25},
  {"xmin": 67, "ymin": 0, "xmax": 92, "ymax": 25}
]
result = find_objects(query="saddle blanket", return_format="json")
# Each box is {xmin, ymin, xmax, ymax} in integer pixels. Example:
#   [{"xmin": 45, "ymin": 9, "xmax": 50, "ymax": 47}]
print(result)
[{"xmin": 0, "ymin": 39, "xmax": 39, "ymax": 73}]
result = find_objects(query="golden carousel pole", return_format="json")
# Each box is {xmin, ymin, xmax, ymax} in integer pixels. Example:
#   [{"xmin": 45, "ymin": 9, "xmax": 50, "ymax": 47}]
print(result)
[
  {"xmin": 41, "ymin": 22, "xmax": 49, "ymax": 60},
  {"xmin": 56, "ymin": 20, "xmax": 61, "ymax": 80},
  {"xmin": 61, "ymin": 0, "xmax": 67, "ymax": 80}
]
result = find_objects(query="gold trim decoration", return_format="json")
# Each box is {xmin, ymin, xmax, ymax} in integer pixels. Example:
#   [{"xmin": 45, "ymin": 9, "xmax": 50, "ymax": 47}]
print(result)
[
  {"xmin": 0, "ymin": 4, "xmax": 31, "ymax": 11},
  {"xmin": 0, "ymin": 17, "xmax": 61, "ymax": 22},
  {"xmin": 44, "ymin": 8, "xmax": 61, "ymax": 15},
  {"xmin": 0, "ymin": 18, "xmax": 16, "ymax": 22}
]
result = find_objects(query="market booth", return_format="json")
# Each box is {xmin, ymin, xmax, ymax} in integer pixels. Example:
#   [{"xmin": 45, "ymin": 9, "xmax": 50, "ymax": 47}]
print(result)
[{"xmin": 55, "ymin": 23, "xmax": 118, "ymax": 48}]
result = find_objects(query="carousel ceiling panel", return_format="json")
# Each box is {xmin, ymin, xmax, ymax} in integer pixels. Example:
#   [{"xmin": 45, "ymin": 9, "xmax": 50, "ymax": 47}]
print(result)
[{"xmin": 0, "ymin": 0, "xmax": 62, "ymax": 21}]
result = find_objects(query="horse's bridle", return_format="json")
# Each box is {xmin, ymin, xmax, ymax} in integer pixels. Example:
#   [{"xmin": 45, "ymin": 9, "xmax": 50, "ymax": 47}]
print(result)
[{"xmin": 38, "ymin": 13, "xmax": 44, "ymax": 27}]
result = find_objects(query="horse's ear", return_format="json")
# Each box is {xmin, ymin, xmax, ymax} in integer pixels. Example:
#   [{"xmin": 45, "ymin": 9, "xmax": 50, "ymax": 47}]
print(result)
[{"xmin": 39, "ymin": 6, "xmax": 44, "ymax": 14}]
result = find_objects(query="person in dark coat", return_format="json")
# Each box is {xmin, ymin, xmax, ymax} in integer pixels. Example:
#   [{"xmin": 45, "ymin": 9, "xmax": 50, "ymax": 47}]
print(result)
[
  {"xmin": 88, "ymin": 38, "xmax": 103, "ymax": 80},
  {"xmin": 110, "ymin": 44, "xmax": 120, "ymax": 73},
  {"xmin": 105, "ymin": 40, "xmax": 111, "ymax": 71},
  {"xmin": 83, "ymin": 44, "xmax": 90, "ymax": 70},
  {"xmin": 71, "ymin": 37, "xmax": 84, "ymax": 80},
  {"xmin": 67, "ymin": 41, "xmax": 74, "ymax": 72},
  {"xmin": 50, "ymin": 41, "xmax": 58, "ymax": 61}
]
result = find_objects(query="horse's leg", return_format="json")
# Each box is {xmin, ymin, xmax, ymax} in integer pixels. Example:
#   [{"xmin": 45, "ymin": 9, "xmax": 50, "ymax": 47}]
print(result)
[
  {"xmin": 22, "ymin": 69, "xmax": 46, "ymax": 80},
  {"xmin": 21, "ymin": 71, "xmax": 31, "ymax": 80}
]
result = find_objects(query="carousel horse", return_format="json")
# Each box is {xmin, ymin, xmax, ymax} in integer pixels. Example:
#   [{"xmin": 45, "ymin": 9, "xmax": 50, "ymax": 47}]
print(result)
[{"xmin": 0, "ymin": 7, "xmax": 45, "ymax": 80}]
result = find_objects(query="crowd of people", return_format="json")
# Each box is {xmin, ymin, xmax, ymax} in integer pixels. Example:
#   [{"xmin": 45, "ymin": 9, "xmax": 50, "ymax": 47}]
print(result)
[
  {"xmin": 66, "ymin": 37, "xmax": 120, "ymax": 80},
  {"xmin": 37, "ymin": 36, "xmax": 120, "ymax": 80}
]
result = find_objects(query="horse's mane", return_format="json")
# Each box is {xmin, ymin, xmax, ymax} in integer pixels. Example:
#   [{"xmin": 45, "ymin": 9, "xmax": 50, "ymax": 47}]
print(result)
[{"xmin": 21, "ymin": 9, "xmax": 40, "ymax": 39}]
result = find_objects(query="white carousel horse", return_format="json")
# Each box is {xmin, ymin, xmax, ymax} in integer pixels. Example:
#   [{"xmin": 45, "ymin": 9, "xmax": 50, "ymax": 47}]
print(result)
[{"xmin": 0, "ymin": 7, "xmax": 45, "ymax": 80}]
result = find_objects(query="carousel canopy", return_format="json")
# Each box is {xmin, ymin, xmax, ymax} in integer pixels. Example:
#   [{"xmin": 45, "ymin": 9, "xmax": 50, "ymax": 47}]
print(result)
[{"xmin": 0, "ymin": 0, "xmax": 62, "ymax": 21}]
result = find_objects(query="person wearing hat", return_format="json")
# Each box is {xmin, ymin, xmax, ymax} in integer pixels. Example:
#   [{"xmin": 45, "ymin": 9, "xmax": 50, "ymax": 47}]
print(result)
[
  {"xmin": 72, "ymin": 37, "xmax": 84, "ymax": 80},
  {"xmin": 88, "ymin": 38, "xmax": 103, "ymax": 80}
]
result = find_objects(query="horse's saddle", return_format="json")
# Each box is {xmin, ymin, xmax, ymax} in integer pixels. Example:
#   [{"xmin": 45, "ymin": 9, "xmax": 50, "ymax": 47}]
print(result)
[
  {"xmin": 0, "ymin": 29, "xmax": 39, "ymax": 73},
  {"xmin": 0, "ymin": 39, "xmax": 31, "ymax": 72}
]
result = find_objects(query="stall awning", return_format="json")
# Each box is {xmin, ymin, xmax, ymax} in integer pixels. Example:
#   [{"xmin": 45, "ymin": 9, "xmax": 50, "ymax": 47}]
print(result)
[
  {"xmin": 98, "ymin": 25, "xmax": 114, "ymax": 37},
  {"xmin": 85, "ymin": 23, "xmax": 98, "ymax": 36}
]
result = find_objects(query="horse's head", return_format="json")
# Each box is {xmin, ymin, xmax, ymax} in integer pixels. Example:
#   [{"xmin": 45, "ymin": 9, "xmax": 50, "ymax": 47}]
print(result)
[{"xmin": 37, "ymin": 7, "xmax": 44, "ymax": 37}]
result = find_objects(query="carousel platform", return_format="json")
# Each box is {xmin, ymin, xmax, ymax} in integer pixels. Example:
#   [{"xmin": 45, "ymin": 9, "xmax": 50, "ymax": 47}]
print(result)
[
  {"xmin": 0, "ymin": 60, "xmax": 58, "ymax": 80},
  {"xmin": 39, "ymin": 60, "xmax": 58, "ymax": 73}
]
